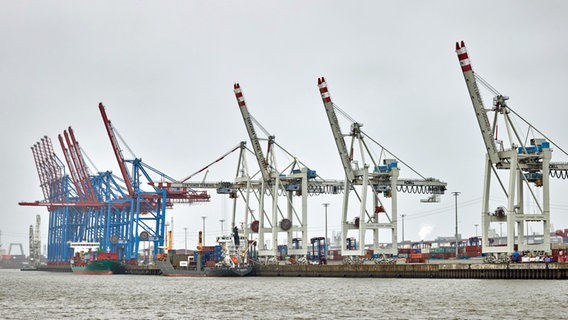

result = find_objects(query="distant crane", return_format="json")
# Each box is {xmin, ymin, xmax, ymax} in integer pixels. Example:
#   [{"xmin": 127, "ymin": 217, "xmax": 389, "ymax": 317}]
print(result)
[
  {"xmin": 98, "ymin": 103, "xmax": 209, "ymax": 258},
  {"xmin": 318, "ymin": 77, "xmax": 447, "ymax": 259},
  {"xmin": 455, "ymin": 41, "xmax": 568, "ymax": 260},
  {"xmin": 28, "ymin": 215, "xmax": 42, "ymax": 266},
  {"xmin": 20, "ymin": 104, "xmax": 209, "ymax": 265}
]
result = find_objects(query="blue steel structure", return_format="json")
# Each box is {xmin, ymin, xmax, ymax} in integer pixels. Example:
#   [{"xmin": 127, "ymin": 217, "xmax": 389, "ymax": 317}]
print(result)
[
  {"xmin": 44, "ymin": 170, "xmax": 132, "ymax": 264},
  {"xmin": 20, "ymin": 104, "xmax": 209, "ymax": 265}
]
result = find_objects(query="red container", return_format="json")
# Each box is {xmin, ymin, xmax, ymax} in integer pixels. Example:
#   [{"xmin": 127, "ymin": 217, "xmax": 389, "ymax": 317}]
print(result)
[
  {"xmin": 410, "ymin": 253, "xmax": 422, "ymax": 259},
  {"xmin": 98, "ymin": 252, "xmax": 119, "ymax": 260}
]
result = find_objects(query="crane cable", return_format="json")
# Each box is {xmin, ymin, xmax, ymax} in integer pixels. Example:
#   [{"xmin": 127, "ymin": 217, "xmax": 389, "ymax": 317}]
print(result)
[
  {"xmin": 250, "ymin": 114, "xmax": 272, "ymax": 138},
  {"xmin": 404, "ymin": 197, "xmax": 483, "ymax": 221},
  {"xmin": 474, "ymin": 73, "xmax": 501, "ymax": 97},
  {"xmin": 113, "ymin": 125, "xmax": 137, "ymax": 160},
  {"xmin": 475, "ymin": 72, "xmax": 568, "ymax": 179},
  {"xmin": 332, "ymin": 103, "xmax": 428, "ymax": 180}
]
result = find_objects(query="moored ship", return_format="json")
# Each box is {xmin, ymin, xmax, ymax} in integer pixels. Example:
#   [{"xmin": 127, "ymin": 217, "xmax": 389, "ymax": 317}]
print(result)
[
  {"xmin": 69, "ymin": 242, "xmax": 123, "ymax": 275},
  {"xmin": 158, "ymin": 227, "xmax": 254, "ymax": 277}
]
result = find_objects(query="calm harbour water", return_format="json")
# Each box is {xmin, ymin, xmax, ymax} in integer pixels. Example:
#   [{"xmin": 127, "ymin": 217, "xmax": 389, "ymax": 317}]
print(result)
[{"xmin": 0, "ymin": 269, "xmax": 566, "ymax": 319}]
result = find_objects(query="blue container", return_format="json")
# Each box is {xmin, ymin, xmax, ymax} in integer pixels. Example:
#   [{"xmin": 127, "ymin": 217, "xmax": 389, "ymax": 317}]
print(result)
[
  {"xmin": 376, "ymin": 165, "xmax": 388, "ymax": 172},
  {"xmin": 541, "ymin": 142, "xmax": 550, "ymax": 149},
  {"xmin": 307, "ymin": 169, "xmax": 317, "ymax": 179},
  {"xmin": 518, "ymin": 146, "xmax": 538, "ymax": 154}
]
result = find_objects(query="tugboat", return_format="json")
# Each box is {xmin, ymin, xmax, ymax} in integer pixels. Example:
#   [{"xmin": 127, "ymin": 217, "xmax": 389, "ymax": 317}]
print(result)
[
  {"xmin": 157, "ymin": 227, "xmax": 254, "ymax": 277},
  {"xmin": 69, "ymin": 242, "xmax": 123, "ymax": 275}
]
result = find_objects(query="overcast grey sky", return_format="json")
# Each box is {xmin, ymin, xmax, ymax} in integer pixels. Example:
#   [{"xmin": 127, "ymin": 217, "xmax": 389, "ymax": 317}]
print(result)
[{"xmin": 2, "ymin": 1, "xmax": 567, "ymax": 253}]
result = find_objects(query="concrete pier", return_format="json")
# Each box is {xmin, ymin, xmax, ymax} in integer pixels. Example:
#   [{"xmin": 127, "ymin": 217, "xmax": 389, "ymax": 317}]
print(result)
[{"xmin": 254, "ymin": 263, "xmax": 568, "ymax": 279}]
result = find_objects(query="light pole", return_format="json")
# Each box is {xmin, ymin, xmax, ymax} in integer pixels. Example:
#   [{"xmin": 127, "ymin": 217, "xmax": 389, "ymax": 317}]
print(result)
[
  {"xmin": 219, "ymin": 219, "xmax": 225, "ymax": 235},
  {"xmin": 452, "ymin": 192, "xmax": 460, "ymax": 258},
  {"xmin": 322, "ymin": 203, "xmax": 330, "ymax": 257},
  {"xmin": 401, "ymin": 214, "xmax": 406, "ymax": 244},
  {"xmin": 201, "ymin": 216, "xmax": 207, "ymax": 246},
  {"xmin": 184, "ymin": 227, "xmax": 188, "ymax": 253}
]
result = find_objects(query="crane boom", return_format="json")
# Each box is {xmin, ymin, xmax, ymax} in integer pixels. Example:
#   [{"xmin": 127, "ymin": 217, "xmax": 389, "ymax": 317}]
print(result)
[
  {"xmin": 58, "ymin": 133, "xmax": 85, "ymax": 201},
  {"xmin": 99, "ymin": 103, "xmax": 134, "ymax": 197},
  {"xmin": 233, "ymin": 83, "xmax": 271, "ymax": 181},
  {"xmin": 31, "ymin": 142, "xmax": 50, "ymax": 201},
  {"xmin": 40, "ymin": 136, "xmax": 63, "ymax": 201},
  {"xmin": 317, "ymin": 77, "xmax": 355, "ymax": 181},
  {"xmin": 455, "ymin": 41, "xmax": 500, "ymax": 165},
  {"xmin": 68, "ymin": 127, "xmax": 97, "ymax": 202}
]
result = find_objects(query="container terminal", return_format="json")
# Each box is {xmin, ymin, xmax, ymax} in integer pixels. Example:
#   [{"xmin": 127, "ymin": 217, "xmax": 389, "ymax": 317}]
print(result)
[{"xmin": 16, "ymin": 41, "xmax": 568, "ymax": 279}]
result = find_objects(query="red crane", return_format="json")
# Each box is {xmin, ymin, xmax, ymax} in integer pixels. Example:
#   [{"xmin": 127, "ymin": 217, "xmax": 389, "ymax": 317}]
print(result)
[
  {"xmin": 99, "ymin": 103, "xmax": 135, "ymax": 198},
  {"xmin": 58, "ymin": 133, "xmax": 84, "ymax": 201},
  {"xmin": 67, "ymin": 127, "xmax": 97, "ymax": 202},
  {"xmin": 99, "ymin": 102, "xmax": 209, "ymax": 205}
]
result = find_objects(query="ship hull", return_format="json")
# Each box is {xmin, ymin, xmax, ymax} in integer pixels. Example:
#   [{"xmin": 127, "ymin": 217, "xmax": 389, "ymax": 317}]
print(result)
[
  {"xmin": 71, "ymin": 259, "xmax": 123, "ymax": 275},
  {"xmin": 20, "ymin": 265, "xmax": 39, "ymax": 271},
  {"xmin": 208, "ymin": 265, "xmax": 253, "ymax": 276},
  {"xmin": 157, "ymin": 260, "xmax": 253, "ymax": 277}
]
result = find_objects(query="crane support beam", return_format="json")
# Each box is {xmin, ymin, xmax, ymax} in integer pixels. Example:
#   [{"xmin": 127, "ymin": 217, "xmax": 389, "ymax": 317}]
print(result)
[
  {"xmin": 152, "ymin": 179, "xmax": 345, "ymax": 193},
  {"xmin": 550, "ymin": 162, "xmax": 568, "ymax": 171},
  {"xmin": 18, "ymin": 200, "xmax": 130, "ymax": 208},
  {"xmin": 455, "ymin": 41, "xmax": 500, "ymax": 165}
]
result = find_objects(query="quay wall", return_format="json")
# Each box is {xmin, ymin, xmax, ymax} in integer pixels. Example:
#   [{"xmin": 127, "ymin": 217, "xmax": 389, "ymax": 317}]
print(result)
[{"xmin": 254, "ymin": 263, "xmax": 568, "ymax": 279}]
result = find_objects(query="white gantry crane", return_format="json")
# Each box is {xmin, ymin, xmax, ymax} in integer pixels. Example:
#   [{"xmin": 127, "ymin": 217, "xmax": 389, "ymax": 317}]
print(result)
[
  {"xmin": 154, "ymin": 85, "xmax": 344, "ymax": 262},
  {"xmin": 455, "ymin": 41, "xmax": 568, "ymax": 260},
  {"xmin": 317, "ymin": 77, "xmax": 447, "ymax": 259},
  {"xmin": 162, "ymin": 142, "xmax": 343, "ymax": 261},
  {"xmin": 233, "ymin": 83, "xmax": 343, "ymax": 259}
]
